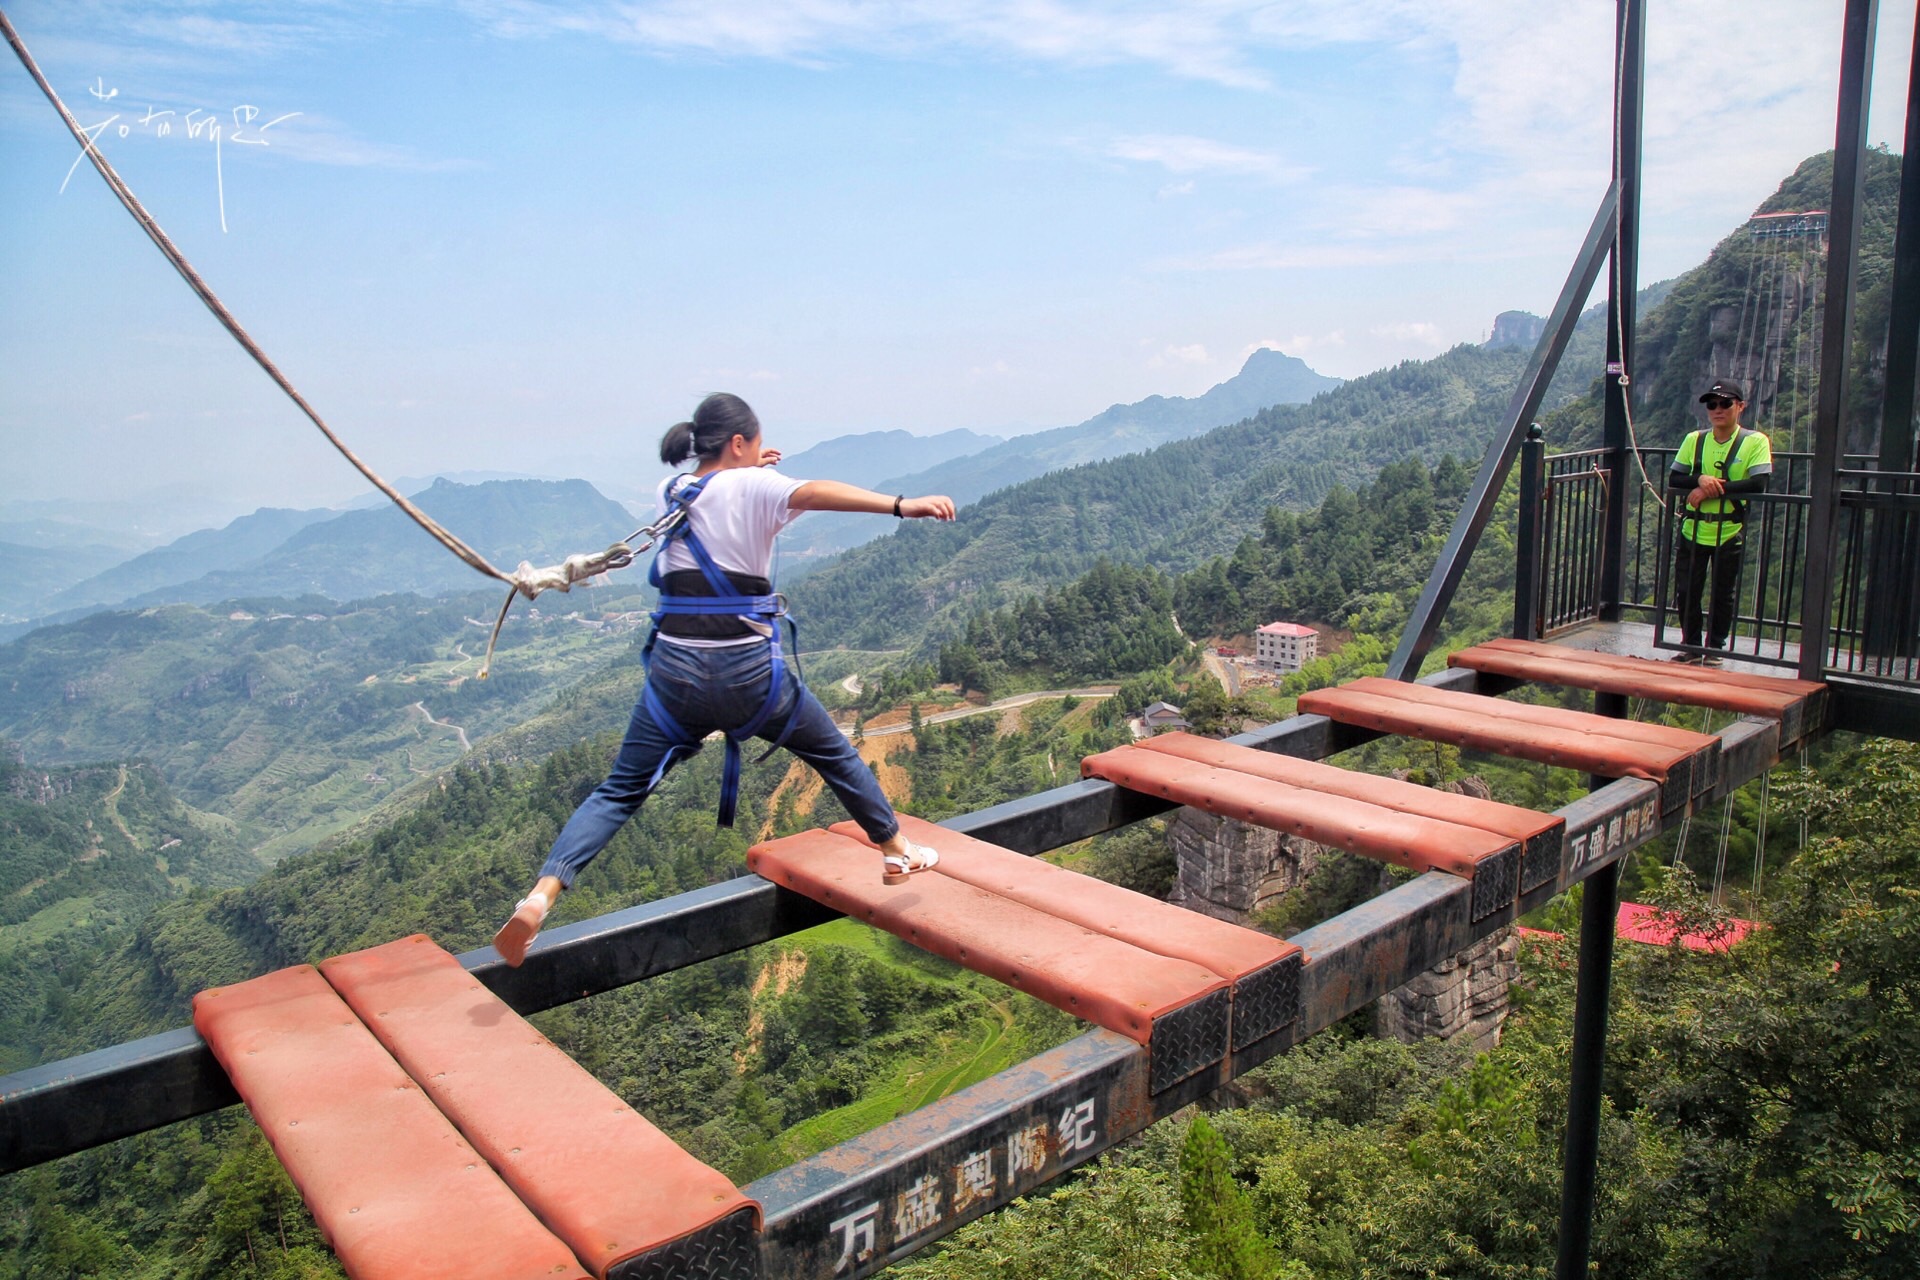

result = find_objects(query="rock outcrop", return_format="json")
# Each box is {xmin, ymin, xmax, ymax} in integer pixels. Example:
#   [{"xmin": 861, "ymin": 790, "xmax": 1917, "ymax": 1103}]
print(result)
[
  {"xmin": 1166, "ymin": 807, "xmax": 1324, "ymax": 922},
  {"xmin": 1375, "ymin": 926, "xmax": 1520, "ymax": 1051}
]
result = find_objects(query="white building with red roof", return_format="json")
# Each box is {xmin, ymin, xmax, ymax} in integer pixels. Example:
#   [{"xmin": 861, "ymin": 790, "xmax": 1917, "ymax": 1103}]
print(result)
[{"xmin": 1255, "ymin": 621, "xmax": 1317, "ymax": 672}]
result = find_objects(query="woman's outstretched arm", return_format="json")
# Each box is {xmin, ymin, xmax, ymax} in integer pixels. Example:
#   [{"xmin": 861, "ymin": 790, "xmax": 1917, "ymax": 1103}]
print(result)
[{"xmin": 789, "ymin": 480, "xmax": 956, "ymax": 520}]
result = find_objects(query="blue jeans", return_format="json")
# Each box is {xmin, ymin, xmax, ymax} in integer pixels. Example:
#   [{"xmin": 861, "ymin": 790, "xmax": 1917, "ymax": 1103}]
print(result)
[{"xmin": 539, "ymin": 639, "xmax": 900, "ymax": 886}]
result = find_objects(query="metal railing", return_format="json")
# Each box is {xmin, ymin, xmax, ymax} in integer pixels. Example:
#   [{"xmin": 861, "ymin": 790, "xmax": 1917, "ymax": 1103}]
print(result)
[{"xmin": 1526, "ymin": 441, "xmax": 1920, "ymax": 687}]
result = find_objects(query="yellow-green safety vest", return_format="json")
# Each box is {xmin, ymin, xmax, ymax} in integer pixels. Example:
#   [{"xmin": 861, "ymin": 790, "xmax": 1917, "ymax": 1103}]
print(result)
[{"xmin": 1677, "ymin": 427, "xmax": 1773, "ymax": 547}]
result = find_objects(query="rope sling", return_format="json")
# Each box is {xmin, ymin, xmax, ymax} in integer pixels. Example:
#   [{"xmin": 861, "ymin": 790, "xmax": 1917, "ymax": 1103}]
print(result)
[{"xmin": 2, "ymin": 11, "xmax": 633, "ymax": 678}]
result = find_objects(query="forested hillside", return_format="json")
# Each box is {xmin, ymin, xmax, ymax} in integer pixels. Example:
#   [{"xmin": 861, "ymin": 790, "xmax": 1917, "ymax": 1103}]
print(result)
[
  {"xmin": 1546, "ymin": 148, "xmax": 1902, "ymax": 456},
  {"xmin": 789, "ymin": 340, "xmax": 1565, "ymax": 650},
  {"xmin": 896, "ymin": 737, "xmax": 1920, "ymax": 1279},
  {"xmin": 0, "ymin": 585, "xmax": 656, "ymax": 859},
  {"xmin": 0, "ymin": 744, "xmax": 259, "ymax": 1070}
]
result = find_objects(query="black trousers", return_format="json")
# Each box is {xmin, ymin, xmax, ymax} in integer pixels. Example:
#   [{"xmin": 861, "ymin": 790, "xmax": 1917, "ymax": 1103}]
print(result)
[{"xmin": 1674, "ymin": 536, "xmax": 1744, "ymax": 649}]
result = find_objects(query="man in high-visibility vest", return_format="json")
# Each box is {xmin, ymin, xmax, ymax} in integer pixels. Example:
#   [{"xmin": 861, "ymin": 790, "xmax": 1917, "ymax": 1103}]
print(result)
[{"xmin": 1666, "ymin": 378, "xmax": 1773, "ymax": 665}]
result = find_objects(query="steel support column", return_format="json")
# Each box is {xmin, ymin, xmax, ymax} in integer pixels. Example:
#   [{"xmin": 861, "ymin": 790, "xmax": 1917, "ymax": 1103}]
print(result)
[
  {"xmin": 1515, "ymin": 425, "xmax": 1548, "ymax": 641},
  {"xmin": 1599, "ymin": 0, "xmax": 1645, "ymax": 621},
  {"xmin": 1802, "ymin": 0, "xmax": 1881, "ymax": 680},
  {"xmin": 1866, "ymin": 14, "xmax": 1920, "ymax": 667},
  {"xmin": 1879, "ymin": 10, "xmax": 1920, "ymax": 476},
  {"xmin": 1554, "ymin": 857, "xmax": 1623, "ymax": 1280}
]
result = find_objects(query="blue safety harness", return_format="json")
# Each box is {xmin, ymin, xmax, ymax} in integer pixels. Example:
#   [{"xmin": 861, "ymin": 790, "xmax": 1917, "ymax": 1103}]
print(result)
[{"xmin": 640, "ymin": 473, "xmax": 803, "ymax": 827}]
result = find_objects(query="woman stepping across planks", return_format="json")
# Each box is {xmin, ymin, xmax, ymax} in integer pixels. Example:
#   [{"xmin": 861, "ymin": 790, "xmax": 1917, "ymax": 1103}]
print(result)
[{"xmin": 495, "ymin": 393, "xmax": 952, "ymax": 966}]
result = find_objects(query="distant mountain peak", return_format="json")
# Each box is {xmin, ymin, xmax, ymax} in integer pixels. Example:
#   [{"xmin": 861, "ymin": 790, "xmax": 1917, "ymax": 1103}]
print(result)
[{"xmin": 1485, "ymin": 311, "xmax": 1547, "ymax": 351}]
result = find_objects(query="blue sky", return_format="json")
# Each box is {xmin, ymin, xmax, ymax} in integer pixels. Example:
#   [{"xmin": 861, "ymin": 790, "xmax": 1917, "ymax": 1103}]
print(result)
[{"xmin": 2, "ymin": 1, "xmax": 1916, "ymax": 514}]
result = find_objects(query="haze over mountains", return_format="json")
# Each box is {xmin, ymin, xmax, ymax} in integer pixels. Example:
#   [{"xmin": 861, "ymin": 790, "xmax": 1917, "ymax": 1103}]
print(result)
[
  {"xmin": 0, "ymin": 480, "xmax": 637, "ymax": 641},
  {"xmin": 775, "ymin": 348, "xmax": 1342, "ymax": 567},
  {"xmin": 0, "ymin": 350, "xmax": 1337, "ymax": 634}
]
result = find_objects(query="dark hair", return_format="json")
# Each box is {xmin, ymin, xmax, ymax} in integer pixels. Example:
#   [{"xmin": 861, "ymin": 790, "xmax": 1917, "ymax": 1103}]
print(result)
[{"xmin": 660, "ymin": 393, "xmax": 761, "ymax": 465}]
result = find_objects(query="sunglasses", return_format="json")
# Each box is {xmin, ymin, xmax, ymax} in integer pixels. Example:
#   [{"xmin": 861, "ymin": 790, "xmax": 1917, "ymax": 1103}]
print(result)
[{"xmin": 1703, "ymin": 397, "xmax": 1735, "ymax": 410}]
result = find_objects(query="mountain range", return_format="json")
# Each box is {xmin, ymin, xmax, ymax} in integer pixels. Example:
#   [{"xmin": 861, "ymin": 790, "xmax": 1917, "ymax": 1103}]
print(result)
[
  {"xmin": 0, "ymin": 479, "xmax": 639, "ymax": 642},
  {"xmin": 775, "ymin": 348, "xmax": 1341, "ymax": 569}
]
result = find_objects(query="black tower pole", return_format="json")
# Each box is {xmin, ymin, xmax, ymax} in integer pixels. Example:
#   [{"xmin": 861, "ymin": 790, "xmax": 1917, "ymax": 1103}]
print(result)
[
  {"xmin": 1555, "ymin": 856, "xmax": 1623, "ymax": 1280},
  {"xmin": 1865, "ymin": 7, "xmax": 1920, "ymax": 669},
  {"xmin": 1554, "ymin": 4, "xmax": 1644, "ymax": 1275},
  {"xmin": 1599, "ymin": 0, "xmax": 1645, "ymax": 622},
  {"xmin": 1879, "ymin": 7, "xmax": 1920, "ymax": 477},
  {"xmin": 1801, "ymin": 0, "xmax": 1880, "ymax": 681}
]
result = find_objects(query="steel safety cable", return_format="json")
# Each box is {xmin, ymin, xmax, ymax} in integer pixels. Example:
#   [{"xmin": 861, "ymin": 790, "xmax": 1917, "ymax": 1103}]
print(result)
[
  {"xmin": 1711, "ymin": 790, "xmax": 1734, "ymax": 905},
  {"xmin": 2, "ymin": 9, "xmax": 510, "ymax": 588},
  {"xmin": 1728, "ymin": 225, "xmax": 1766, "ymax": 386}
]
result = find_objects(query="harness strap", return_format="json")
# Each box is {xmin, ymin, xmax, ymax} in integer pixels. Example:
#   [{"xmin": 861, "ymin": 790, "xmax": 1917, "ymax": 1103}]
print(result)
[
  {"xmin": 643, "ymin": 473, "xmax": 805, "ymax": 827},
  {"xmin": 1682, "ymin": 428, "xmax": 1754, "ymax": 536}
]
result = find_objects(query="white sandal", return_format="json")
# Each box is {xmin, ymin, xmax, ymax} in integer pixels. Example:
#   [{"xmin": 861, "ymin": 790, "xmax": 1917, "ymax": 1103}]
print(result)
[
  {"xmin": 493, "ymin": 890, "xmax": 551, "ymax": 967},
  {"xmin": 882, "ymin": 840, "xmax": 940, "ymax": 885}
]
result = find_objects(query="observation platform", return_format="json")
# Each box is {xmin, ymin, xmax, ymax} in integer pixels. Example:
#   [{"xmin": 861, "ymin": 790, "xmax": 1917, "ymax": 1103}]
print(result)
[{"xmin": 0, "ymin": 639, "xmax": 1830, "ymax": 1280}]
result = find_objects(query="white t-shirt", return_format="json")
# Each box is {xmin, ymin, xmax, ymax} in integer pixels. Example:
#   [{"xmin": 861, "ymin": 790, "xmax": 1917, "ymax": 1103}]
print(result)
[
  {"xmin": 654, "ymin": 466, "xmax": 805, "ymax": 646},
  {"xmin": 656, "ymin": 466, "xmax": 805, "ymax": 577}
]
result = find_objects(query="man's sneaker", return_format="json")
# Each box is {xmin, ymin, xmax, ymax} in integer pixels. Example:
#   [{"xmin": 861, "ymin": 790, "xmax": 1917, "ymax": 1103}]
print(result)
[
  {"xmin": 1665, "ymin": 651, "xmax": 1702, "ymax": 665},
  {"xmin": 1701, "ymin": 652, "xmax": 1726, "ymax": 667}
]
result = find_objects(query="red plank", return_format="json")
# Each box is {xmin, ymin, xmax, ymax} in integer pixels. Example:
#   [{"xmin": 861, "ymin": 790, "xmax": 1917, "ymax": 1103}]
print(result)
[
  {"xmin": 1449, "ymin": 642, "xmax": 1803, "ymax": 717},
  {"xmin": 748, "ymin": 828, "xmax": 1227, "ymax": 1043},
  {"xmin": 1079, "ymin": 745, "xmax": 1514, "ymax": 880},
  {"xmin": 1127, "ymin": 732, "xmax": 1561, "ymax": 852},
  {"xmin": 320, "ymin": 937, "xmax": 755, "ymax": 1280},
  {"xmin": 1297, "ymin": 683, "xmax": 1702, "ymax": 783},
  {"xmin": 826, "ymin": 814, "xmax": 1297, "ymax": 982},
  {"xmin": 1339, "ymin": 677, "xmax": 1715, "ymax": 753},
  {"xmin": 193, "ymin": 965, "xmax": 589, "ymax": 1280},
  {"xmin": 1475, "ymin": 637, "xmax": 1825, "ymax": 696}
]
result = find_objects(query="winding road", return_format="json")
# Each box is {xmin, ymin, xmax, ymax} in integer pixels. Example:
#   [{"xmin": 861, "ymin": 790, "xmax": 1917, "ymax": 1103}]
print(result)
[
  {"xmin": 857, "ymin": 686, "xmax": 1117, "ymax": 738},
  {"xmin": 411, "ymin": 702, "xmax": 472, "ymax": 752}
]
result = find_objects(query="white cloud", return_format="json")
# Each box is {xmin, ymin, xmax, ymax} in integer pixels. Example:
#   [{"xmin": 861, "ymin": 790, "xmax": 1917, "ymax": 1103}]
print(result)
[
  {"xmin": 1108, "ymin": 133, "xmax": 1307, "ymax": 181},
  {"xmin": 461, "ymin": 0, "xmax": 1278, "ymax": 87},
  {"xmin": 1163, "ymin": 242, "xmax": 1403, "ymax": 271},
  {"xmin": 1369, "ymin": 321, "xmax": 1448, "ymax": 349},
  {"xmin": 1157, "ymin": 180, "xmax": 1196, "ymax": 199},
  {"xmin": 1147, "ymin": 343, "xmax": 1210, "ymax": 368},
  {"xmin": 1269, "ymin": 331, "xmax": 1344, "ymax": 356},
  {"xmin": 259, "ymin": 115, "xmax": 478, "ymax": 171}
]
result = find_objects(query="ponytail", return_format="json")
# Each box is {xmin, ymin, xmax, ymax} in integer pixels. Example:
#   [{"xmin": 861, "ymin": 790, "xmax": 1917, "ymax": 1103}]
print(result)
[
  {"xmin": 659, "ymin": 421, "xmax": 697, "ymax": 465},
  {"xmin": 658, "ymin": 393, "xmax": 760, "ymax": 467}
]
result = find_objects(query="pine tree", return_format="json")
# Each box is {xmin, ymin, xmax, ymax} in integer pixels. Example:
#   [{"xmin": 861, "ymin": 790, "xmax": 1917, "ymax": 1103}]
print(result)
[{"xmin": 1178, "ymin": 1113, "xmax": 1279, "ymax": 1280}]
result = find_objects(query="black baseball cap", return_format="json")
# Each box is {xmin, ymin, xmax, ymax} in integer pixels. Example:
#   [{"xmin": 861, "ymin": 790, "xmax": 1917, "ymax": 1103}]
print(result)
[{"xmin": 1699, "ymin": 379, "xmax": 1746, "ymax": 403}]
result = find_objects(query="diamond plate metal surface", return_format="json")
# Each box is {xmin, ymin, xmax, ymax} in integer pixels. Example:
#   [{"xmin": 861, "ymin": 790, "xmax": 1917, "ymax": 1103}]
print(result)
[
  {"xmin": 1469, "ymin": 846, "xmax": 1519, "ymax": 921},
  {"xmin": 1149, "ymin": 987, "xmax": 1230, "ymax": 1094},
  {"xmin": 1521, "ymin": 824, "xmax": 1564, "ymax": 892},
  {"xmin": 1230, "ymin": 954, "xmax": 1301, "ymax": 1052},
  {"xmin": 610, "ymin": 1205, "xmax": 761, "ymax": 1280}
]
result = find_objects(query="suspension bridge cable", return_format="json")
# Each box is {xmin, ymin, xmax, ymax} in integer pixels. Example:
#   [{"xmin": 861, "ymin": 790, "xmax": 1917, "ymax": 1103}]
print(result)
[
  {"xmin": 1711, "ymin": 790, "xmax": 1734, "ymax": 905},
  {"xmin": 1, "ymin": 10, "xmax": 514, "ymax": 590},
  {"xmin": 1729, "ymin": 224, "xmax": 1767, "ymax": 386}
]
